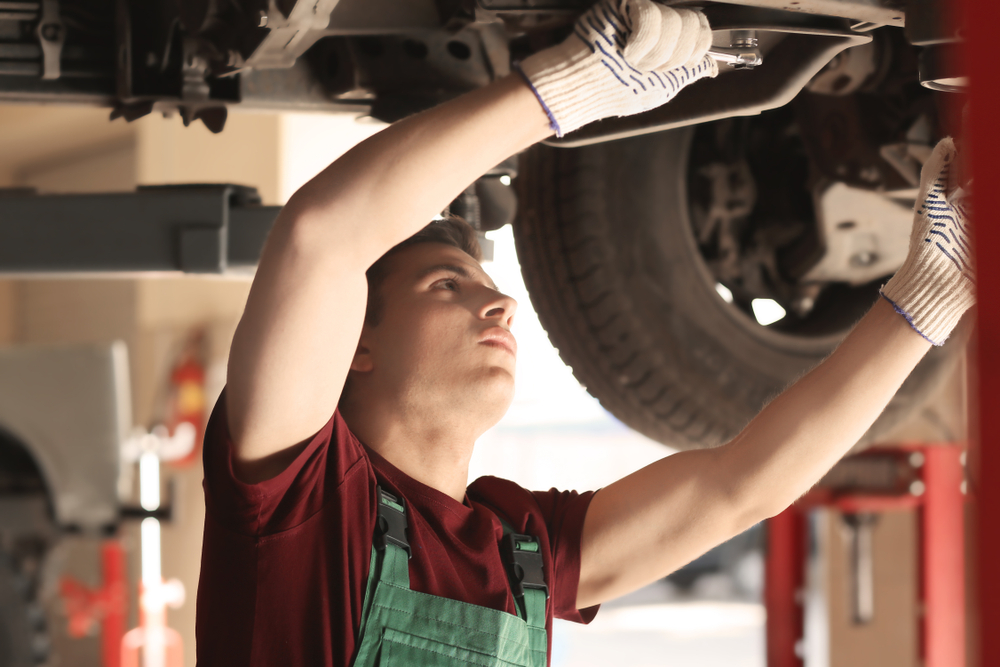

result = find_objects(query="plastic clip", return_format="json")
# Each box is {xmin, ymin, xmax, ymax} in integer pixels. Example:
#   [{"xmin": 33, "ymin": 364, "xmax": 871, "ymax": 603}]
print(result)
[
  {"xmin": 502, "ymin": 533, "xmax": 548, "ymax": 599},
  {"xmin": 373, "ymin": 485, "xmax": 411, "ymax": 559}
]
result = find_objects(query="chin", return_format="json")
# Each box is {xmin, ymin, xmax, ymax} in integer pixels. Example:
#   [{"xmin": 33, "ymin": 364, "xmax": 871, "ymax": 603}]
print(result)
[{"xmin": 468, "ymin": 373, "xmax": 515, "ymax": 425}]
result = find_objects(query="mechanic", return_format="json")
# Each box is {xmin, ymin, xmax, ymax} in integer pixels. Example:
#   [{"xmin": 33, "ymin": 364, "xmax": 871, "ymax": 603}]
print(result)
[{"xmin": 195, "ymin": 0, "xmax": 975, "ymax": 665}]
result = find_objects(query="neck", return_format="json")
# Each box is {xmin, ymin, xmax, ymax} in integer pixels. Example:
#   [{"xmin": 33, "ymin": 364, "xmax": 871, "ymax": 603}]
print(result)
[{"xmin": 342, "ymin": 398, "xmax": 479, "ymax": 502}]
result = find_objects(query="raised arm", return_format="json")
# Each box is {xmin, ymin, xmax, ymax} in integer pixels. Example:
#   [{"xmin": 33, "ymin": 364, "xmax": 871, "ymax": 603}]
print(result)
[
  {"xmin": 577, "ymin": 139, "xmax": 974, "ymax": 608},
  {"xmin": 225, "ymin": 0, "xmax": 718, "ymax": 482},
  {"xmin": 226, "ymin": 76, "xmax": 553, "ymax": 481}
]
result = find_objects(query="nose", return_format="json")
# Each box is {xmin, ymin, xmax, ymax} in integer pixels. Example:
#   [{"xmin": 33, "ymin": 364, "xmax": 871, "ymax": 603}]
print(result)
[{"xmin": 481, "ymin": 290, "xmax": 517, "ymax": 327}]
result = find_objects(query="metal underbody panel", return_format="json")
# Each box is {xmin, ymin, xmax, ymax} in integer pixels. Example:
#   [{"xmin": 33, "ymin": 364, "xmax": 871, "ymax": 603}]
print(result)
[
  {"xmin": 551, "ymin": 8, "xmax": 873, "ymax": 146},
  {"xmin": 803, "ymin": 182, "xmax": 914, "ymax": 285},
  {"xmin": 671, "ymin": 0, "xmax": 907, "ymax": 27}
]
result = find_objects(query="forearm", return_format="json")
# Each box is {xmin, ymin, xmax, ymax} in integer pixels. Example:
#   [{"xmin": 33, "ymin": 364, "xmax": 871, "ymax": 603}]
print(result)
[
  {"xmin": 719, "ymin": 298, "xmax": 933, "ymax": 522},
  {"xmin": 282, "ymin": 74, "xmax": 553, "ymax": 267}
]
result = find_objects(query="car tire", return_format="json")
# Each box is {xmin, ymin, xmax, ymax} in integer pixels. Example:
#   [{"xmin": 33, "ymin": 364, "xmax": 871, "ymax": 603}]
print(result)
[{"xmin": 513, "ymin": 127, "xmax": 962, "ymax": 449}]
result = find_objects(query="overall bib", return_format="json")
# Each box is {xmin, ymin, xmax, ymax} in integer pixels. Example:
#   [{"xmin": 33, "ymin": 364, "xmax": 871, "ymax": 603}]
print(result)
[{"xmin": 351, "ymin": 486, "xmax": 549, "ymax": 667}]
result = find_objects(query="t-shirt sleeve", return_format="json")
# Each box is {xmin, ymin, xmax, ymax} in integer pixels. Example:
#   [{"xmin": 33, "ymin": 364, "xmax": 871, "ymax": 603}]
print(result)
[
  {"xmin": 201, "ymin": 389, "xmax": 369, "ymax": 536},
  {"xmin": 530, "ymin": 486, "xmax": 600, "ymax": 624},
  {"xmin": 468, "ymin": 476, "xmax": 599, "ymax": 624}
]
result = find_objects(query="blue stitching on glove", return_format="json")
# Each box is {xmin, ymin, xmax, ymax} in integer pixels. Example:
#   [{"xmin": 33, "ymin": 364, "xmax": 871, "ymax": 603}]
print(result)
[
  {"xmin": 512, "ymin": 62, "xmax": 563, "ymax": 137},
  {"xmin": 615, "ymin": 49, "xmax": 644, "ymax": 76},
  {"xmin": 600, "ymin": 6, "xmax": 626, "ymax": 41},
  {"xmin": 602, "ymin": 4, "xmax": 628, "ymax": 29},
  {"xmin": 935, "ymin": 241, "xmax": 964, "ymax": 272},
  {"xmin": 595, "ymin": 41, "xmax": 624, "ymax": 69},
  {"xmin": 601, "ymin": 60, "xmax": 630, "ymax": 87},
  {"xmin": 879, "ymin": 292, "xmax": 944, "ymax": 346},
  {"xmin": 574, "ymin": 28, "xmax": 597, "ymax": 53},
  {"xmin": 586, "ymin": 17, "xmax": 615, "ymax": 47}
]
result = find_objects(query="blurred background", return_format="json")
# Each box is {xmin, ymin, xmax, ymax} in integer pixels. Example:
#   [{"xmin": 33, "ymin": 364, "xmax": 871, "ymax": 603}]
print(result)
[{"xmin": 0, "ymin": 104, "xmax": 970, "ymax": 667}]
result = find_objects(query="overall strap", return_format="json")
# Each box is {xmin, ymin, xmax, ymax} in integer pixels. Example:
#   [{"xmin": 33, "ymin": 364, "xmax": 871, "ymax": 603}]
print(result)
[
  {"xmin": 373, "ymin": 485, "xmax": 411, "ymax": 588},
  {"xmin": 497, "ymin": 516, "xmax": 548, "ymax": 630},
  {"xmin": 356, "ymin": 484, "xmax": 412, "ymax": 651}
]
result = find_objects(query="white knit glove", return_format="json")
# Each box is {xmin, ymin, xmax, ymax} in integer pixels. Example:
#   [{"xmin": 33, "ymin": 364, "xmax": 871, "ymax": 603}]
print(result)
[
  {"xmin": 881, "ymin": 138, "xmax": 975, "ymax": 345},
  {"xmin": 515, "ymin": 0, "xmax": 718, "ymax": 137}
]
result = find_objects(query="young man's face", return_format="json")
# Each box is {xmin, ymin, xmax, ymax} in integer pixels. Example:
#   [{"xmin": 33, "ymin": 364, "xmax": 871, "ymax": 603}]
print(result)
[{"xmin": 355, "ymin": 242, "xmax": 518, "ymax": 430}]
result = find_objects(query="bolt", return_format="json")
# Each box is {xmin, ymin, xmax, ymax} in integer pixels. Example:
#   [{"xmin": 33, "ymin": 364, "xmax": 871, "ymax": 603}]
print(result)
[
  {"xmin": 850, "ymin": 251, "xmax": 878, "ymax": 267},
  {"xmin": 40, "ymin": 23, "xmax": 61, "ymax": 42},
  {"xmin": 146, "ymin": 52, "xmax": 158, "ymax": 68},
  {"xmin": 732, "ymin": 30, "xmax": 758, "ymax": 49},
  {"xmin": 860, "ymin": 165, "xmax": 882, "ymax": 184},
  {"xmin": 792, "ymin": 296, "xmax": 814, "ymax": 316},
  {"xmin": 909, "ymin": 451, "xmax": 925, "ymax": 468},
  {"xmin": 910, "ymin": 480, "xmax": 926, "ymax": 496}
]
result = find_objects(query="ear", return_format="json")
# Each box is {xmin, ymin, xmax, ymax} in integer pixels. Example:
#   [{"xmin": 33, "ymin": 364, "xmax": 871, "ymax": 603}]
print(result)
[{"xmin": 350, "ymin": 331, "xmax": 374, "ymax": 373}]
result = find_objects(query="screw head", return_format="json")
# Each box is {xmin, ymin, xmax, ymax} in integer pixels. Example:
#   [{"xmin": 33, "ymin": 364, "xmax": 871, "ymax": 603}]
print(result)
[
  {"xmin": 850, "ymin": 251, "xmax": 878, "ymax": 267},
  {"xmin": 40, "ymin": 23, "xmax": 61, "ymax": 42}
]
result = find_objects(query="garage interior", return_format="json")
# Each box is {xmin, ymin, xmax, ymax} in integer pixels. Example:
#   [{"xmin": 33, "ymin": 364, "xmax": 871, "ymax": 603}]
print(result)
[{"xmin": 0, "ymin": 1, "xmax": 998, "ymax": 666}]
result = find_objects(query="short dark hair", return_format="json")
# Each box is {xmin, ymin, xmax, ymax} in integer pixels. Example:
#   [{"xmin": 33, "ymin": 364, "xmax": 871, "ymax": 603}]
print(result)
[{"xmin": 364, "ymin": 215, "xmax": 482, "ymax": 327}]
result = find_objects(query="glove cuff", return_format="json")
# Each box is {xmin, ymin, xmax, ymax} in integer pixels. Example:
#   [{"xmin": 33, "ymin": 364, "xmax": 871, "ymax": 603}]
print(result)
[
  {"xmin": 880, "ymin": 249, "xmax": 975, "ymax": 346},
  {"xmin": 515, "ymin": 43, "xmax": 624, "ymax": 138}
]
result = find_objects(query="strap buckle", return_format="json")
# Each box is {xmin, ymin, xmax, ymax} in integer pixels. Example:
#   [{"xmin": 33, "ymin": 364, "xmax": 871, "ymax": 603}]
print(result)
[
  {"xmin": 501, "ymin": 533, "xmax": 548, "ymax": 599},
  {"xmin": 373, "ymin": 485, "xmax": 411, "ymax": 559}
]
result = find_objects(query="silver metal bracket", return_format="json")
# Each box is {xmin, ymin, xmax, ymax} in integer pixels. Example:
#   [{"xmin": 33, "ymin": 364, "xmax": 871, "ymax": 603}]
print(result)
[{"xmin": 35, "ymin": 0, "xmax": 63, "ymax": 80}]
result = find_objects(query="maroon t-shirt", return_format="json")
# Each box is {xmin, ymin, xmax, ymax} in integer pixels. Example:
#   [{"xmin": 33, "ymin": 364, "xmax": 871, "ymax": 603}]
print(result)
[{"xmin": 196, "ymin": 393, "xmax": 599, "ymax": 666}]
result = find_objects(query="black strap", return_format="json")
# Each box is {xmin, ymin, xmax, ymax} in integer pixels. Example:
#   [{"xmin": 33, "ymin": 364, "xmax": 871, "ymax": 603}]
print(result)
[{"xmin": 373, "ymin": 485, "xmax": 411, "ymax": 559}]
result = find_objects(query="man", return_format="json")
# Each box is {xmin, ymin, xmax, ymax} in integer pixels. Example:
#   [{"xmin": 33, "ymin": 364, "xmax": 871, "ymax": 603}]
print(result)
[{"xmin": 196, "ymin": 0, "xmax": 974, "ymax": 665}]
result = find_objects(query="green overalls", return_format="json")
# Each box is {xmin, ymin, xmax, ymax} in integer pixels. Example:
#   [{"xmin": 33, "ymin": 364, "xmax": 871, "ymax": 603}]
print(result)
[{"xmin": 351, "ymin": 486, "xmax": 549, "ymax": 667}]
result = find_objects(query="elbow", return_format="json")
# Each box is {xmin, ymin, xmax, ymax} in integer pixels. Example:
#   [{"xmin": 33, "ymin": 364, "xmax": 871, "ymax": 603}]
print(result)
[
  {"xmin": 267, "ymin": 200, "xmax": 362, "ymax": 270},
  {"xmin": 712, "ymin": 449, "xmax": 796, "ymax": 534},
  {"xmin": 733, "ymin": 484, "xmax": 801, "ymax": 532}
]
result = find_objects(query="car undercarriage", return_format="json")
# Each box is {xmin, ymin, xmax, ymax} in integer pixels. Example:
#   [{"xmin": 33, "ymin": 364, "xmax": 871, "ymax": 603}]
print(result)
[{"xmin": 0, "ymin": 0, "xmax": 967, "ymax": 448}]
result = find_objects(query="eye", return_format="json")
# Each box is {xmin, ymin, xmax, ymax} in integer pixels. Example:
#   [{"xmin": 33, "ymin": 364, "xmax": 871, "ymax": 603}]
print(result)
[{"xmin": 431, "ymin": 277, "xmax": 460, "ymax": 291}]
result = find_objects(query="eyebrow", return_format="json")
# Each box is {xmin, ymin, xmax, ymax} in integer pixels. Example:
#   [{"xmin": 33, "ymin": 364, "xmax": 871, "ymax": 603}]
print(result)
[{"xmin": 418, "ymin": 263, "xmax": 499, "ymax": 291}]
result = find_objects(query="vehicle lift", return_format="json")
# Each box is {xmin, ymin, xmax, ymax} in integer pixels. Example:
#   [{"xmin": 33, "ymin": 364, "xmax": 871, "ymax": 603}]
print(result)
[{"xmin": 765, "ymin": 6, "xmax": 999, "ymax": 661}]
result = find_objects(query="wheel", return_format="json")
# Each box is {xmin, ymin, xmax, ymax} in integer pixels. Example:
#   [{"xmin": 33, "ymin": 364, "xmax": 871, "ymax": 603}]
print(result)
[{"xmin": 513, "ymin": 116, "xmax": 962, "ymax": 449}]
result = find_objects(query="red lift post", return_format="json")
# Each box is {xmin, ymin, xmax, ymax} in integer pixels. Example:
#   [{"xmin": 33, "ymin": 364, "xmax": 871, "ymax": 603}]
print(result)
[
  {"xmin": 767, "ymin": 0, "xmax": 997, "ymax": 661},
  {"xmin": 968, "ymin": 0, "xmax": 1000, "ymax": 663},
  {"xmin": 765, "ymin": 445, "xmax": 966, "ymax": 667}
]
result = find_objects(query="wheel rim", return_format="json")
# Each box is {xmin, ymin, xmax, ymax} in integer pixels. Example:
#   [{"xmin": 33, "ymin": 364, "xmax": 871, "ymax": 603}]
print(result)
[{"xmin": 683, "ymin": 110, "xmax": 886, "ymax": 351}]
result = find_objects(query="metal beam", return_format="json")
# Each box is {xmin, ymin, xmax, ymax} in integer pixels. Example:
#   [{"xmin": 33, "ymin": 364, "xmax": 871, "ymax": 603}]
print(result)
[{"xmin": 0, "ymin": 184, "xmax": 280, "ymax": 275}]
